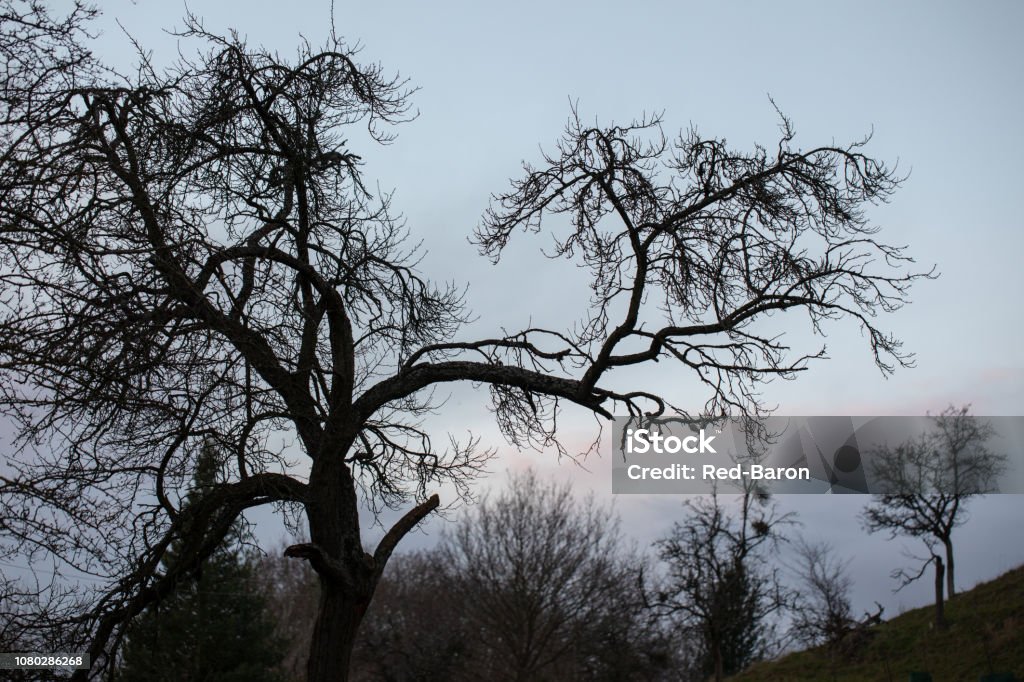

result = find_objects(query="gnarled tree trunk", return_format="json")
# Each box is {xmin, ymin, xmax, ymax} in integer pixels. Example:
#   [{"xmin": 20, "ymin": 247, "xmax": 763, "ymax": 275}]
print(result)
[{"xmin": 289, "ymin": 454, "xmax": 441, "ymax": 681}]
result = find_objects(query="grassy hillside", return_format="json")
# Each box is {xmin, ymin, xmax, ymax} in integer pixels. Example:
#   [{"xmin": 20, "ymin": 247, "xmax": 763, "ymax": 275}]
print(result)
[{"xmin": 734, "ymin": 565, "xmax": 1024, "ymax": 681}]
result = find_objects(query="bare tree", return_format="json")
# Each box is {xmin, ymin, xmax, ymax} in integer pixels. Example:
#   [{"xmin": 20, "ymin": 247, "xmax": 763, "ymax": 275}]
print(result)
[
  {"xmin": 440, "ymin": 470, "xmax": 667, "ymax": 681},
  {"xmin": 0, "ymin": 3, "xmax": 930, "ymax": 680},
  {"xmin": 652, "ymin": 491, "xmax": 793, "ymax": 681},
  {"xmin": 787, "ymin": 538, "xmax": 855, "ymax": 648},
  {"xmin": 862, "ymin": 405, "xmax": 1006, "ymax": 621}
]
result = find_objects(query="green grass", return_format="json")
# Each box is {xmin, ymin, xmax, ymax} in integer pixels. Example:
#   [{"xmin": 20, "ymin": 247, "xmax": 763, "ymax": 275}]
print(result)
[{"xmin": 733, "ymin": 565, "xmax": 1024, "ymax": 682}]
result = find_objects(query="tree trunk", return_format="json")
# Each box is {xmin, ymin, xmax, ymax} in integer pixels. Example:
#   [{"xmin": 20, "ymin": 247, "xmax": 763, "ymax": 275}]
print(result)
[
  {"xmin": 306, "ymin": 578, "xmax": 372, "ymax": 682},
  {"xmin": 943, "ymin": 537, "xmax": 955, "ymax": 598},
  {"xmin": 297, "ymin": 454, "xmax": 440, "ymax": 682},
  {"xmin": 302, "ymin": 454, "xmax": 370, "ymax": 682},
  {"xmin": 932, "ymin": 555, "xmax": 946, "ymax": 631}
]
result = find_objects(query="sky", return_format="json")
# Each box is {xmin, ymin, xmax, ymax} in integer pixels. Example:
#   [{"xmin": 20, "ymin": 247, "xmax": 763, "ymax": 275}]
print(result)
[{"xmin": 35, "ymin": 0, "xmax": 1024, "ymax": 618}]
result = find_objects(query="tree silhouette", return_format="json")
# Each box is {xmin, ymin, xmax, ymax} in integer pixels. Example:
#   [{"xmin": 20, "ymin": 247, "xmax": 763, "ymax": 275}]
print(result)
[
  {"xmin": 787, "ymin": 537, "xmax": 856, "ymax": 649},
  {"xmin": 862, "ymin": 406, "xmax": 1006, "ymax": 628},
  {"xmin": 0, "ymin": 3, "xmax": 930, "ymax": 680},
  {"xmin": 118, "ymin": 443, "xmax": 285, "ymax": 682},
  {"xmin": 652, "ymin": 491, "xmax": 792, "ymax": 681},
  {"xmin": 440, "ymin": 470, "xmax": 667, "ymax": 681}
]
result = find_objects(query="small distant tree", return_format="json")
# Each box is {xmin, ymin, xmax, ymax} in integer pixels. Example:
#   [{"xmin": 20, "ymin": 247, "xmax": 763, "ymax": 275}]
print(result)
[
  {"xmin": 118, "ymin": 445, "xmax": 285, "ymax": 682},
  {"xmin": 653, "ymin": 490, "xmax": 792, "ymax": 681},
  {"xmin": 861, "ymin": 405, "xmax": 1006, "ymax": 627},
  {"xmin": 787, "ymin": 538, "xmax": 855, "ymax": 648}
]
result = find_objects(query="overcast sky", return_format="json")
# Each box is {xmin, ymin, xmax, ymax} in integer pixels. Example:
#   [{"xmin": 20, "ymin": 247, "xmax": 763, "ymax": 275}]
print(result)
[{"xmin": 48, "ymin": 0, "xmax": 1024, "ymax": 617}]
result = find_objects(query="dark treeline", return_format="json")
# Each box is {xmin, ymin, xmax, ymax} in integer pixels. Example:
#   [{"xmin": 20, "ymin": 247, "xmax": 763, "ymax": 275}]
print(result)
[
  {"xmin": 246, "ymin": 471, "xmax": 846, "ymax": 682},
  {"xmin": 258, "ymin": 471, "xmax": 684, "ymax": 682},
  {"xmin": 247, "ymin": 416, "xmax": 998, "ymax": 682},
  {"xmin": 102, "ymin": 405, "xmax": 1002, "ymax": 681}
]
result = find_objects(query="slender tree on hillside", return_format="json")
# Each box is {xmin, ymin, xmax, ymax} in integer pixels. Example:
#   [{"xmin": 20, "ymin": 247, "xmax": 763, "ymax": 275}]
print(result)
[
  {"xmin": 862, "ymin": 405, "xmax": 1006, "ymax": 628},
  {"xmin": 0, "ymin": 2, "xmax": 930, "ymax": 679}
]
